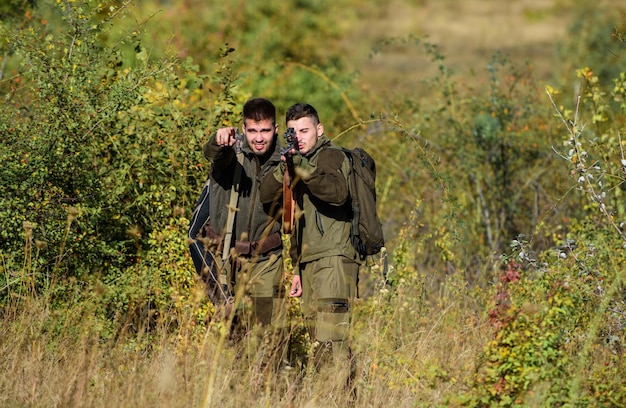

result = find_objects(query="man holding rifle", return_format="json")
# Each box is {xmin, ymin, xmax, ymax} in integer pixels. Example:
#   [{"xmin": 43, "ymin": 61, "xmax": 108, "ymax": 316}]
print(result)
[{"xmin": 260, "ymin": 103, "xmax": 360, "ymax": 393}]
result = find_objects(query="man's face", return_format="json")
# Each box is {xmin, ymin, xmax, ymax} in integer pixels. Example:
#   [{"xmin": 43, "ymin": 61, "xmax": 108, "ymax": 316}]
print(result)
[
  {"xmin": 243, "ymin": 118, "xmax": 277, "ymax": 156},
  {"xmin": 287, "ymin": 116, "xmax": 323, "ymax": 155}
]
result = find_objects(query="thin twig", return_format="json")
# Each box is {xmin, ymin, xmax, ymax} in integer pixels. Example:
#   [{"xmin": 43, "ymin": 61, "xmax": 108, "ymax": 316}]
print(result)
[{"xmin": 546, "ymin": 87, "xmax": 626, "ymax": 242}]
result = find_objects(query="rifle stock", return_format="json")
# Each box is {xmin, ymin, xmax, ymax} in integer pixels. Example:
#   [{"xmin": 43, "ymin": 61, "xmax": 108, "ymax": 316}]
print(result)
[{"xmin": 283, "ymin": 169, "xmax": 295, "ymax": 233}]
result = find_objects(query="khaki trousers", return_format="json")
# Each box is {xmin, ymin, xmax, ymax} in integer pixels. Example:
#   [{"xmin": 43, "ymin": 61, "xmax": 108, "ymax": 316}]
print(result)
[
  {"xmin": 300, "ymin": 256, "xmax": 358, "ymax": 348},
  {"xmin": 234, "ymin": 253, "xmax": 288, "ymax": 330}
]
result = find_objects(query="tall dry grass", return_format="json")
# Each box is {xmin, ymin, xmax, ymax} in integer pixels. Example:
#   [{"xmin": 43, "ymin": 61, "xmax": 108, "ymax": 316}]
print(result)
[{"xmin": 1, "ymin": 264, "xmax": 487, "ymax": 407}]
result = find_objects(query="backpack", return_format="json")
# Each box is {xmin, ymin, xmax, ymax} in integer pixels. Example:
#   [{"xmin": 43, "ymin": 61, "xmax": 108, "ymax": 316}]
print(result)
[{"xmin": 340, "ymin": 147, "xmax": 385, "ymax": 260}]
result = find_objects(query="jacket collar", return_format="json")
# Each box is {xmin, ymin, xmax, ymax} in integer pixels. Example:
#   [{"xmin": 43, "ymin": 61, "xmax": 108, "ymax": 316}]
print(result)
[{"xmin": 305, "ymin": 134, "xmax": 331, "ymax": 158}]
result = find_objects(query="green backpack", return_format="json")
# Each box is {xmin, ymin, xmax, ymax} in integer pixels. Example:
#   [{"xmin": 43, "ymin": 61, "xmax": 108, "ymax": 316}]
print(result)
[{"xmin": 341, "ymin": 147, "xmax": 385, "ymax": 260}]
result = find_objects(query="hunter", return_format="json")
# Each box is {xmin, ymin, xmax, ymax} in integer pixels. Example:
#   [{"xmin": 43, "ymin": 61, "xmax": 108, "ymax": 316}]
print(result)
[
  {"xmin": 260, "ymin": 102, "xmax": 360, "ymax": 391},
  {"xmin": 188, "ymin": 97, "xmax": 287, "ymax": 359}
]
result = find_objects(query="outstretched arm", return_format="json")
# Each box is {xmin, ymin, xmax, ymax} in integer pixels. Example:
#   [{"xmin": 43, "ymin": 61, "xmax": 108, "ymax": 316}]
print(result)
[
  {"xmin": 203, "ymin": 127, "xmax": 238, "ymax": 169},
  {"xmin": 300, "ymin": 148, "xmax": 349, "ymax": 206}
]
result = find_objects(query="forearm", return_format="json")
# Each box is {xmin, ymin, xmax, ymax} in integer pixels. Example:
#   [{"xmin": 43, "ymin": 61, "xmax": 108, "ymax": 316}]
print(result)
[
  {"xmin": 300, "ymin": 149, "xmax": 348, "ymax": 205},
  {"xmin": 203, "ymin": 134, "xmax": 234, "ymax": 168},
  {"xmin": 302, "ymin": 170, "xmax": 348, "ymax": 205}
]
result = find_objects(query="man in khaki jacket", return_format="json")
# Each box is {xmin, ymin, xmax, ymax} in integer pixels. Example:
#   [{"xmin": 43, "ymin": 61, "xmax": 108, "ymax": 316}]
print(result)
[
  {"xmin": 189, "ymin": 98, "xmax": 287, "ymax": 350},
  {"xmin": 260, "ymin": 103, "xmax": 360, "ymax": 388}
]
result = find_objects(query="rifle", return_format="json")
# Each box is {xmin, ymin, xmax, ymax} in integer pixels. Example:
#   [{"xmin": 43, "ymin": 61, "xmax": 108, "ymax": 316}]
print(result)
[{"xmin": 280, "ymin": 127, "xmax": 299, "ymax": 233}]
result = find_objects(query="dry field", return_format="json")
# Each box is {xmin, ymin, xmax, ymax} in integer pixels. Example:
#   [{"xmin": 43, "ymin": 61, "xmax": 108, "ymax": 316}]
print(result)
[{"xmin": 346, "ymin": 0, "xmax": 624, "ymax": 93}]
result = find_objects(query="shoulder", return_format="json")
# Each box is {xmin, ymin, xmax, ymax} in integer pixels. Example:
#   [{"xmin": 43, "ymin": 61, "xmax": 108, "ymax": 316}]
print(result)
[{"xmin": 318, "ymin": 145, "xmax": 347, "ymax": 165}]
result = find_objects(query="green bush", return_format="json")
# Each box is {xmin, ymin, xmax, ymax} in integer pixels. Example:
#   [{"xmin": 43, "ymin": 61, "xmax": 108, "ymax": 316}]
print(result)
[{"xmin": 0, "ymin": 1, "xmax": 243, "ymax": 309}]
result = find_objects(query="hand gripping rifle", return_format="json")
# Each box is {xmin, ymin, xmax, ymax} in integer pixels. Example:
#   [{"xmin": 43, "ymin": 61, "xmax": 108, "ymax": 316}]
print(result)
[{"xmin": 280, "ymin": 127, "xmax": 299, "ymax": 233}]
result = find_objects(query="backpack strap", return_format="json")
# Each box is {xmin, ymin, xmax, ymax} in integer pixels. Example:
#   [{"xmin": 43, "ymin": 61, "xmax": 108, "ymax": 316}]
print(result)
[
  {"xmin": 219, "ymin": 136, "xmax": 245, "ymax": 297},
  {"xmin": 221, "ymin": 151, "xmax": 244, "ymax": 265}
]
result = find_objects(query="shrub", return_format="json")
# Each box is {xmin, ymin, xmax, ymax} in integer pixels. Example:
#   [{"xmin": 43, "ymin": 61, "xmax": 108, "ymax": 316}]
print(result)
[{"xmin": 0, "ymin": 1, "xmax": 244, "ymax": 310}]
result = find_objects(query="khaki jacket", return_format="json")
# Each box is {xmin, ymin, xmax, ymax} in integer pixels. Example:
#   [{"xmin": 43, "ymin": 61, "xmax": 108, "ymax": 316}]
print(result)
[
  {"xmin": 203, "ymin": 134, "xmax": 282, "ymax": 261},
  {"xmin": 260, "ymin": 135, "xmax": 359, "ymax": 264}
]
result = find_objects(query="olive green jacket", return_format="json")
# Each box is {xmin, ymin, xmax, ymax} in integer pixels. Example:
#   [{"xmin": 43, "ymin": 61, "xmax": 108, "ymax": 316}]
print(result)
[
  {"xmin": 260, "ymin": 135, "xmax": 359, "ymax": 264},
  {"xmin": 203, "ymin": 134, "xmax": 282, "ymax": 260}
]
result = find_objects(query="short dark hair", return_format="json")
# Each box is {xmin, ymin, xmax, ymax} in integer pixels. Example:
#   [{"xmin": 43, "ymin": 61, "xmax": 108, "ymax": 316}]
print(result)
[
  {"xmin": 243, "ymin": 97, "xmax": 276, "ymax": 124},
  {"xmin": 285, "ymin": 103, "xmax": 320, "ymax": 125}
]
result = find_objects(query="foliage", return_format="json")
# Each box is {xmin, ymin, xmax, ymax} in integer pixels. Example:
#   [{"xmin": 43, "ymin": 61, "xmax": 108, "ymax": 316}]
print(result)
[
  {"xmin": 0, "ymin": 1, "xmax": 255, "ymax": 353},
  {"xmin": 460, "ymin": 60, "xmax": 626, "ymax": 405},
  {"xmin": 102, "ymin": 216, "xmax": 210, "ymax": 344},
  {"xmin": 462, "ymin": 225, "xmax": 625, "ymax": 406},
  {"xmin": 556, "ymin": 4, "xmax": 626, "ymax": 85},
  {"xmin": 0, "ymin": 1, "xmax": 245, "ymax": 305},
  {"xmin": 130, "ymin": 0, "xmax": 362, "ymax": 132},
  {"xmin": 0, "ymin": 0, "xmax": 34, "ymax": 22},
  {"xmin": 350, "ymin": 37, "xmax": 570, "ymax": 284}
]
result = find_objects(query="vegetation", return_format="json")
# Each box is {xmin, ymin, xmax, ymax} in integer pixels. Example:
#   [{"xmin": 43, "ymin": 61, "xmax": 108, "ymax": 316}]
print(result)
[{"xmin": 1, "ymin": 0, "xmax": 625, "ymax": 406}]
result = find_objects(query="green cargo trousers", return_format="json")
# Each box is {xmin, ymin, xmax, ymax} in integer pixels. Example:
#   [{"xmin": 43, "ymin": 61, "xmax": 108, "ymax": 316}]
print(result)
[
  {"xmin": 234, "ymin": 253, "xmax": 288, "ymax": 330},
  {"xmin": 300, "ymin": 255, "xmax": 359, "ymax": 363},
  {"xmin": 228, "ymin": 253, "xmax": 290, "ymax": 373}
]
